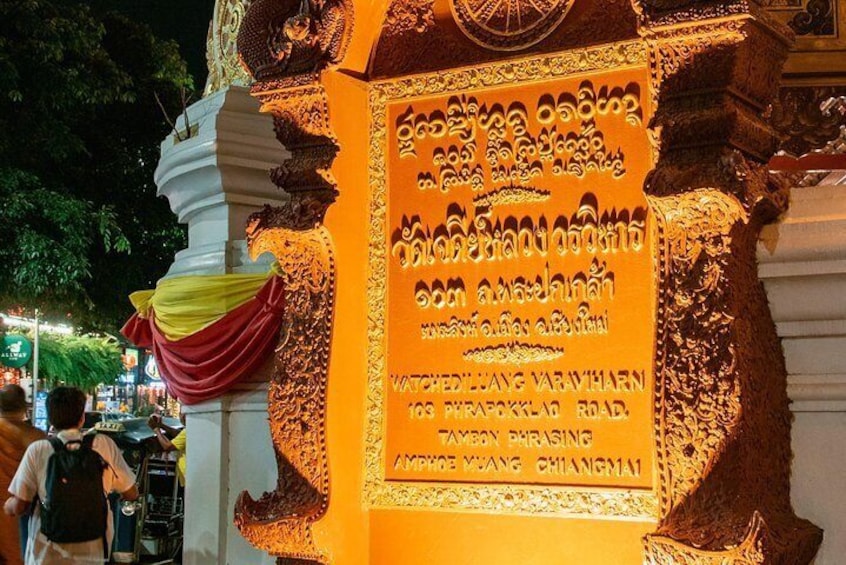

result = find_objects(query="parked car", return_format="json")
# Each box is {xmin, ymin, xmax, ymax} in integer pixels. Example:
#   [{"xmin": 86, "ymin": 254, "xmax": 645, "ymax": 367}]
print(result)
[{"xmin": 83, "ymin": 410, "xmax": 134, "ymax": 430}]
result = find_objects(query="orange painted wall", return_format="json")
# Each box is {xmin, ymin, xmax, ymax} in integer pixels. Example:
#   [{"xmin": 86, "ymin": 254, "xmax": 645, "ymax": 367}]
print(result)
[
  {"xmin": 313, "ymin": 69, "xmax": 373, "ymax": 564},
  {"xmin": 313, "ymin": 46, "xmax": 659, "ymax": 565},
  {"xmin": 371, "ymin": 510, "xmax": 654, "ymax": 565}
]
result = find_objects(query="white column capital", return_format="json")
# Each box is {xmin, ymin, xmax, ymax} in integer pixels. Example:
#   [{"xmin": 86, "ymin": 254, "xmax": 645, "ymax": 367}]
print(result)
[{"xmin": 154, "ymin": 85, "xmax": 289, "ymax": 278}]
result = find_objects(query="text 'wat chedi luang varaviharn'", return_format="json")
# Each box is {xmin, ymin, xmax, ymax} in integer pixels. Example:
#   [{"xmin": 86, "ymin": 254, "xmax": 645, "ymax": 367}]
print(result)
[{"xmin": 164, "ymin": 0, "xmax": 846, "ymax": 562}]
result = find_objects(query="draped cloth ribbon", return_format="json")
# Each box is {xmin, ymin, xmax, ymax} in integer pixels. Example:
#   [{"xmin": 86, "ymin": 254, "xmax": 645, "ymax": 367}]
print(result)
[{"xmin": 120, "ymin": 268, "xmax": 285, "ymax": 405}]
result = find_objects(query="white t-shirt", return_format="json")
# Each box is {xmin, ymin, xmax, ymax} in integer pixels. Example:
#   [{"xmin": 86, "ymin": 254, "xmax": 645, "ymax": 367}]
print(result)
[{"xmin": 8, "ymin": 429, "xmax": 136, "ymax": 564}]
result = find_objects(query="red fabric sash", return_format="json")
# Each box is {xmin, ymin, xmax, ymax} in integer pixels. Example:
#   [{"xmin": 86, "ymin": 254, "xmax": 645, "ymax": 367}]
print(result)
[{"xmin": 121, "ymin": 275, "xmax": 284, "ymax": 404}]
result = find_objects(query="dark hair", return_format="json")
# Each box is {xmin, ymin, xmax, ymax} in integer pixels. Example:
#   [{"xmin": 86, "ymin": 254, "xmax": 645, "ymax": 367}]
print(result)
[
  {"xmin": 0, "ymin": 384, "xmax": 27, "ymax": 413},
  {"xmin": 47, "ymin": 387, "xmax": 87, "ymax": 430}
]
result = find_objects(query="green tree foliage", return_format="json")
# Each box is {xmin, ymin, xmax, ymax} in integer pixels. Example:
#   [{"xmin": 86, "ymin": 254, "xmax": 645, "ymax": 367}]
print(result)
[
  {"xmin": 0, "ymin": 0, "xmax": 194, "ymax": 331},
  {"xmin": 37, "ymin": 333, "xmax": 122, "ymax": 391}
]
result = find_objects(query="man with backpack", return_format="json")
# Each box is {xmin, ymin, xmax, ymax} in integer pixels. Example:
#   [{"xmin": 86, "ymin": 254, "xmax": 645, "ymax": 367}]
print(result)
[{"xmin": 3, "ymin": 387, "xmax": 138, "ymax": 563}]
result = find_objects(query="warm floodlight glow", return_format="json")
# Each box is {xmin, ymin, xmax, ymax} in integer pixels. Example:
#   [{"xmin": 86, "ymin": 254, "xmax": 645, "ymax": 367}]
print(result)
[{"xmin": 1, "ymin": 313, "xmax": 74, "ymax": 335}]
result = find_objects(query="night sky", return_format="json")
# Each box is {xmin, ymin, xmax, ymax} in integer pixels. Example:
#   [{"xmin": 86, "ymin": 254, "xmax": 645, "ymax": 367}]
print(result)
[{"xmin": 97, "ymin": 0, "xmax": 215, "ymax": 88}]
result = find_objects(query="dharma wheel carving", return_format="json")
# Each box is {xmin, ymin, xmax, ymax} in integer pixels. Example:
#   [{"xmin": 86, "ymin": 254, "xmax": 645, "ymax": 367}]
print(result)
[{"xmin": 449, "ymin": 0, "xmax": 576, "ymax": 51}]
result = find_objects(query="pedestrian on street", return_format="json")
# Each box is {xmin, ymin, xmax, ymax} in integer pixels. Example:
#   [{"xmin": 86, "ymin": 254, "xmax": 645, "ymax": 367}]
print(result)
[
  {"xmin": 0, "ymin": 384, "xmax": 45, "ymax": 565},
  {"xmin": 147, "ymin": 412, "xmax": 187, "ymax": 487},
  {"xmin": 3, "ymin": 387, "xmax": 139, "ymax": 563}
]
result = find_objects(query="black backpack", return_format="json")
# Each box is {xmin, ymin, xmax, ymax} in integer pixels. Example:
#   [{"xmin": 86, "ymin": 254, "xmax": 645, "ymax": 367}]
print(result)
[{"xmin": 40, "ymin": 434, "xmax": 108, "ymax": 549}]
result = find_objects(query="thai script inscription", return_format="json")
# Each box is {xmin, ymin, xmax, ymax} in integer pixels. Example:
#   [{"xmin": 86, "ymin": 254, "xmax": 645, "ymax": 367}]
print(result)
[
  {"xmin": 391, "ymin": 194, "xmax": 646, "ymax": 270},
  {"xmin": 395, "ymin": 80, "xmax": 642, "ymax": 191},
  {"xmin": 384, "ymin": 74, "xmax": 654, "ymax": 488}
]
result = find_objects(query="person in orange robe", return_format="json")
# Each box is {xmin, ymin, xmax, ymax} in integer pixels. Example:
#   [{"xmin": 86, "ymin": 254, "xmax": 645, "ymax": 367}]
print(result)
[{"xmin": 0, "ymin": 385, "xmax": 45, "ymax": 565}]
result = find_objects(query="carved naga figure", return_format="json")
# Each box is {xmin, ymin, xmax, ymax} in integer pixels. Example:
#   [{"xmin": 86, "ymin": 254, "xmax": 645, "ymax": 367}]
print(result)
[
  {"xmin": 236, "ymin": 0, "xmax": 351, "ymax": 79},
  {"xmin": 233, "ymin": 0, "xmax": 352, "ymax": 563}
]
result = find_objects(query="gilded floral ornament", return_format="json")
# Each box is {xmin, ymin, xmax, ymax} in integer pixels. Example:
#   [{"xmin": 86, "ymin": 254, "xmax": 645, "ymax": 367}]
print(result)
[
  {"xmin": 233, "ymin": 0, "xmax": 348, "ymax": 560},
  {"xmin": 462, "ymin": 342, "xmax": 565, "ymax": 364},
  {"xmin": 204, "ymin": 0, "xmax": 254, "ymax": 96},
  {"xmin": 235, "ymin": 206, "xmax": 336, "ymax": 564},
  {"xmin": 632, "ymin": 0, "xmax": 823, "ymax": 561}
]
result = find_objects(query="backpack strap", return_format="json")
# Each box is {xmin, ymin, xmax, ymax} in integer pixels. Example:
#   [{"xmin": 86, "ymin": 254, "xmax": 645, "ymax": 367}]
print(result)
[
  {"xmin": 81, "ymin": 433, "xmax": 108, "ymax": 469},
  {"xmin": 81, "ymin": 433, "xmax": 110, "ymax": 560},
  {"xmin": 47, "ymin": 437, "xmax": 64, "ymax": 452},
  {"xmin": 79, "ymin": 432, "xmax": 109, "ymax": 559},
  {"xmin": 81, "ymin": 433, "xmax": 96, "ymax": 449}
]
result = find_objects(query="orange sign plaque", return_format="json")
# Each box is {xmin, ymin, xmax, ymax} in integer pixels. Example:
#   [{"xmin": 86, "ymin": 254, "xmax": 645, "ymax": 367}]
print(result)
[{"xmin": 382, "ymin": 67, "xmax": 655, "ymax": 490}]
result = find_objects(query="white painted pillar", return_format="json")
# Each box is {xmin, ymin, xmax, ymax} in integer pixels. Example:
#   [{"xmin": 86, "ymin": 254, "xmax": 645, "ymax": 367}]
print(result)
[
  {"xmin": 181, "ymin": 370, "xmax": 276, "ymax": 565},
  {"xmin": 155, "ymin": 85, "xmax": 289, "ymax": 277},
  {"xmin": 153, "ymin": 85, "xmax": 285, "ymax": 565},
  {"xmin": 758, "ymin": 179, "xmax": 846, "ymax": 564}
]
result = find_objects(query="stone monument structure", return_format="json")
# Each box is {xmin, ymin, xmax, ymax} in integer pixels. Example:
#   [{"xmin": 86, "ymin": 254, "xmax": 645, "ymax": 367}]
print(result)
[
  {"xmin": 221, "ymin": 0, "xmax": 826, "ymax": 563},
  {"xmin": 144, "ymin": 0, "xmax": 846, "ymax": 563}
]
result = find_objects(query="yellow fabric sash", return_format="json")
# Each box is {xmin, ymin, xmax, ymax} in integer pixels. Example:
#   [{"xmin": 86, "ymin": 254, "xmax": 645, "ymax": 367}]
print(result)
[{"xmin": 129, "ymin": 266, "xmax": 277, "ymax": 341}]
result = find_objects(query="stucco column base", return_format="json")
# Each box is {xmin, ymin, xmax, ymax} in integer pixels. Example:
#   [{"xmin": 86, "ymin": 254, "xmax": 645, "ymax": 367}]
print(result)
[{"xmin": 181, "ymin": 358, "xmax": 277, "ymax": 565}]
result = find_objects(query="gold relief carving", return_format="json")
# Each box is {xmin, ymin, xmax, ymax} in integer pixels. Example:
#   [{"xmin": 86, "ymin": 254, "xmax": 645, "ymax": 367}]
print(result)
[
  {"xmin": 476, "ymin": 260, "xmax": 616, "ymax": 306},
  {"xmin": 645, "ymin": 512, "xmax": 815, "ymax": 565},
  {"xmin": 235, "ymin": 207, "xmax": 336, "ymax": 564},
  {"xmin": 383, "ymin": 0, "xmax": 435, "ymax": 35},
  {"xmin": 367, "ymin": 481, "xmax": 658, "ymax": 517},
  {"xmin": 643, "ymin": 181, "xmax": 823, "ymax": 560},
  {"xmin": 462, "ymin": 342, "xmax": 564, "ymax": 364},
  {"xmin": 373, "ymin": 41, "xmax": 647, "ymax": 101},
  {"xmin": 237, "ymin": 0, "xmax": 353, "ymax": 81},
  {"xmin": 640, "ymin": 20, "xmax": 791, "ymax": 179},
  {"xmin": 449, "ymin": 0, "xmax": 576, "ymax": 51},
  {"xmin": 557, "ymin": 121, "xmax": 626, "ymax": 178},
  {"xmin": 371, "ymin": 0, "xmax": 639, "ymax": 78},
  {"xmin": 232, "ymin": 79, "xmax": 338, "ymax": 565},
  {"xmin": 419, "ymin": 302, "xmax": 611, "ymax": 341},
  {"xmin": 365, "ymin": 42, "xmax": 658, "ymax": 516},
  {"xmin": 634, "ymin": 0, "xmax": 823, "ymax": 560},
  {"xmin": 472, "ymin": 186, "xmax": 551, "ymax": 207},
  {"xmin": 250, "ymin": 79, "xmax": 340, "ymax": 198},
  {"xmin": 399, "ymin": 81, "xmax": 642, "ymax": 188},
  {"xmin": 770, "ymin": 85, "xmax": 846, "ymax": 157},
  {"xmin": 233, "ymin": 79, "xmax": 338, "ymax": 562},
  {"xmin": 648, "ymin": 189, "xmax": 747, "ymax": 512},
  {"xmin": 390, "ymin": 195, "xmax": 647, "ymax": 270},
  {"xmin": 633, "ymin": 1, "xmax": 780, "ymax": 30},
  {"xmin": 204, "ymin": 0, "xmax": 254, "ymax": 96},
  {"xmin": 234, "ymin": 0, "xmax": 347, "ymax": 559}
]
